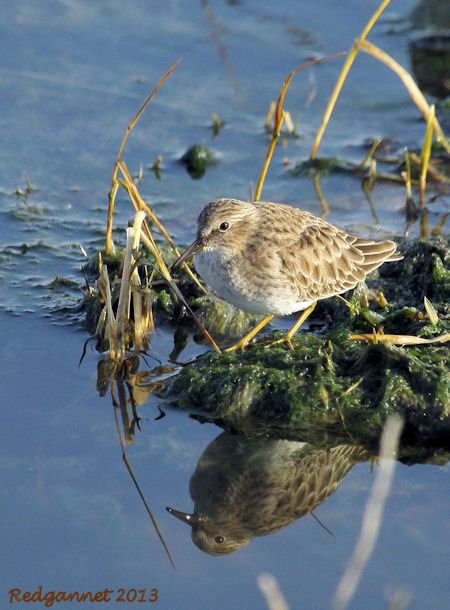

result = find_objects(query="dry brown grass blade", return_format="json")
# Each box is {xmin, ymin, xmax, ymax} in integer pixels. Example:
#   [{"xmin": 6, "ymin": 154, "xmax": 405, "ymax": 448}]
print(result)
[
  {"xmin": 350, "ymin": 332, "xmax": 450, "ymax": 345},
  {"xmin": 310, "ymin": 0, "xmax": 392, "ymax": 159},
  {"xmin": 357, "ymin": 40, "xmax": 449, "ymax": 153},
  {"xmin": 423, "ymin": 297, "xmax": 439, "ymax": 325},
  {"xmin": 254, "ymin": 52, "xmax": 345, "ymax": 202},
  {"xmin": 112, "ymin": 388, "xmax": 176, "ymax": 568},
  {"xmin": 104, "ymin": 57, "xmax": 184, "ymax": 255}
]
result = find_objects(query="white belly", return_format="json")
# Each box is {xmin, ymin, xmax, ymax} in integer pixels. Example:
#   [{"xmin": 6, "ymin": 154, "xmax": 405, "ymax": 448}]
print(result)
[{"xmin": 194, "ymin": 250, "xmax": 313, "ymax": 316}]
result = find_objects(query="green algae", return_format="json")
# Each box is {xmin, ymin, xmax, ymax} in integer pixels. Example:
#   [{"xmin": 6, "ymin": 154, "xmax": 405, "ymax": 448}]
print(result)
[
  {"xmin": 161, "ymin": 329, "xmax": 449, "ymax": 446},
  {"xmin": 289, "ymin": 157, "xmax": 356, "ymax": 177}
]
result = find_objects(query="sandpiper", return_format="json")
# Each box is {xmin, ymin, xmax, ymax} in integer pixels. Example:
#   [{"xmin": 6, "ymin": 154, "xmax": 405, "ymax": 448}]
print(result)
[{"xmin": 173, "ymin": 198, "xmax": 402, "ymax": 350}]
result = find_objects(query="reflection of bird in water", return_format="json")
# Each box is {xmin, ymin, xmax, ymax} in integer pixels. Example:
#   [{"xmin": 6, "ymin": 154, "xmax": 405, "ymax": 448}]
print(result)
[{"xmin": 167, "ymin": 432, "xmax": 367, "ymax": 555}]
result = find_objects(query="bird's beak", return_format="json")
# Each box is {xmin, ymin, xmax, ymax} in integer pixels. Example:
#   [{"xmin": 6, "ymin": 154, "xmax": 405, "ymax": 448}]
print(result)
[
  {"xmin": 170, "ymin": 238, "xmax": 203, "ymax": 274},
  {"xmin": 166, "ymin": 506, "xmax": 197, "ymax": 527}
]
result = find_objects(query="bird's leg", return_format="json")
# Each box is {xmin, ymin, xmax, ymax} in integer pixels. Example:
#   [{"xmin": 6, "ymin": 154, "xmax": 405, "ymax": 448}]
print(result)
[
  {"xmin": 267, "ymin": 302, "xmax": 317, "ymax": 349},
  {"xmin": 224, "ymin": 314, "xmax": 274, "ymax": 352}
]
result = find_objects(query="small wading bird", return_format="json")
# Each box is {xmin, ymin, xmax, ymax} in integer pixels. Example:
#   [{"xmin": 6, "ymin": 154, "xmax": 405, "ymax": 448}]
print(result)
[{"xmin": 172, "ymin": 198, "xmax": 402, "ymax": 351}]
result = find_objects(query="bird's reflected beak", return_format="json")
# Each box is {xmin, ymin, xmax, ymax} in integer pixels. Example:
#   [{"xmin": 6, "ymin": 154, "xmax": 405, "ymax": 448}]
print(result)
[
  {"xmin": 170, "ymin": 238, "xmax": 203, "ymax": 274},
  {"xmin": 166, "ymin": 506, "xmax": 197, "ymax": 527}
]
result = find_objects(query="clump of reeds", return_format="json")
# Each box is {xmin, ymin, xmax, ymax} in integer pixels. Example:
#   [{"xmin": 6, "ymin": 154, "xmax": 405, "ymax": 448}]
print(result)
[{"xmin": 91, "ymin": 60, "xmax": 220, "ymax": 365}]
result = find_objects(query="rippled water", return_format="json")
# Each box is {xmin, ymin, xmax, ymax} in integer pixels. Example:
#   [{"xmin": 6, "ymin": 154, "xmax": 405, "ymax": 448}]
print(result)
[{"xmin": 0, "ymin": 1, "xmax": 448, "ymax": 609}]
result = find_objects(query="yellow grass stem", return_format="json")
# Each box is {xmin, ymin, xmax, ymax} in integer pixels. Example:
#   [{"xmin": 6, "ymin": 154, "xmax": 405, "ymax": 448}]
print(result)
[
  {"xmin": 402, "ymin": 148, "xmax": 412, "ymax": 200},
  {"xmin": 310, "ymin": 0, "xmax": 392, "ymax": 159},
  {"xmin": 254, "ymin": 113, "xmax": 285, "ymax": 202},
  {"xmin": 358, "ymin": 138, "xmax": 382, "ymax": 170},
  {"xmin": 129, "ymin": 212, "xmax": 151, "ymax": 350},
  {"xmin": 419, "ymin": 104, "xmax": 435, "ymax": 208},
  {"xmin": 100, "ymin": 264, "xmax": 119, "ymax": 360},
  {"xmin": 104, "ymin": 58, "xmax": 184, "ymax": 255},
  {"xmin": 115, "ymin": 226, "xmax": 138, "ymax": 355},
  {"xmin": 264, "ymin": 101, "xmax": 276, "ymax": 131}
]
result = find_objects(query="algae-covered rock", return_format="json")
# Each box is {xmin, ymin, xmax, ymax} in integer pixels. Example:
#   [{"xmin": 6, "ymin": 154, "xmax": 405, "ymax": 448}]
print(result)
[
  {"xmin": 180, "ymin": 144, "xmax": 214, "ymax": 179},
  {"xmin": 161, "ymin": 331, "xmax": 449, "ymax": 446},
  {"xmin": 161, "ymin": 237, "xmax": 450, "ymax": 448}
]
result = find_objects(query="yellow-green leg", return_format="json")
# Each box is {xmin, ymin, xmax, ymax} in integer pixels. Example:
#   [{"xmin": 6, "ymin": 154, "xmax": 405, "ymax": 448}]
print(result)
[
  {"xmin": 225, "ymin": 314, "xmax": 274, "ymax": 352},
  {"xmin": 267, "ymin": 302, "xmax": 317, "ymax": 350}
]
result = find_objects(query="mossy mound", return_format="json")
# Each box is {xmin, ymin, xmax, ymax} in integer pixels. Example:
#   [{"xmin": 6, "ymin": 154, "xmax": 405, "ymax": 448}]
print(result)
[
  {"xmin": 161, "ymin": 330, "xmax": 449, "ymax": 446},
  {"xmin": 161, "ymin": 236, "xmax": 450, "ymax": 449}
]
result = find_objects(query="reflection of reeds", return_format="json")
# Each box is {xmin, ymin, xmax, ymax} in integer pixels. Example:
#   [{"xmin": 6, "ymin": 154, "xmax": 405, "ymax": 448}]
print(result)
[{"xmin": 111, "ymin": 367, "xmax": 176, "ymax": 568}]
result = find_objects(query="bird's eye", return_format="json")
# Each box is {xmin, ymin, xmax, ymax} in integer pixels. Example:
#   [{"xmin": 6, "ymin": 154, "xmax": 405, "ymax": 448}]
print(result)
[
  {"xmin": 214, "ymin": 535, "xmax": 225, "ymax": 544},
  {"xmin": 219, "ymin": 221, "xmax": 230, "ymax": 232}
]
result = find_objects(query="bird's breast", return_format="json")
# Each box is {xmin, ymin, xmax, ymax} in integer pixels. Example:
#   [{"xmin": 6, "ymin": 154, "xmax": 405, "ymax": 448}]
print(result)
[{"xmin": 194, "ymin": 250, "xmax": 312, "ymax": 316}]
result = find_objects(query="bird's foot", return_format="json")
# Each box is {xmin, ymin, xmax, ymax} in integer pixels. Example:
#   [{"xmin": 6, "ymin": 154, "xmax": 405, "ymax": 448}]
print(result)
[
  {"xmin": 224, "ymin": 337, "xmax": 251, "ymax": 352},
  {"xmin": 264, "ymin": 334, "xmax": 295, "ymax": 350},
  {"xmin": 224, "ymin": 314, "xmax": 275, "ymax": 352}
]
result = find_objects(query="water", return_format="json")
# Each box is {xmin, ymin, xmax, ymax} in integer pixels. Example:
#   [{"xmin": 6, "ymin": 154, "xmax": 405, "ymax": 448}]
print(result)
[{"xmin": 0, "ymin": 1, "xmax": 448, "ymax": 609}]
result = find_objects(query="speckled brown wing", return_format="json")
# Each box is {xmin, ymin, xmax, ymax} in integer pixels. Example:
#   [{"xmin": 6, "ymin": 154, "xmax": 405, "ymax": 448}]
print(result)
[{"xmin": 276, "ymin": 214, "xmax": 402, "ymax": 302}]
